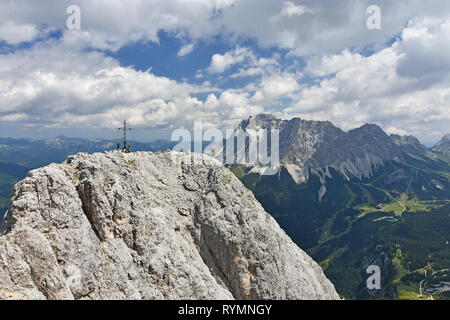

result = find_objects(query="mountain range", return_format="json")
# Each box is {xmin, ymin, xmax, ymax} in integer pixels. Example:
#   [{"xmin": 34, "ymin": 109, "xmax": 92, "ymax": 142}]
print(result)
[
  {"xmin": 235, "ymin": 114, "xmax": 441, "ymax": 198},
  {"xmin": 0, "ymin": 115, "xmax": 448, "ymax": 299},
  {"xmin": 229, "ymin": 114, "xmax": 450, "ymax": 299}
]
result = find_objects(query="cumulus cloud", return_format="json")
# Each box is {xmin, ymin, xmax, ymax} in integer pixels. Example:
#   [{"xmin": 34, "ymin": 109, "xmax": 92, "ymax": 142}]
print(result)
[
  {"xmin": 250, "ymin": 74, "xmax": 300, "ymax": 105},
  {"xmin": 0, "ymin": 38, "xmax": 203, "ymax": 128},
  {"xmin": 0, "ymin": 0, "xmax": 236, "ymax": 50},
  {"xmin": 0, "ymin": 22, "xmax": 38, "ymax": 44},
  {"xmin": 206, "ymin": 45, "xmax": 283, "ymax": 80},
  {"xmin": 1, "ymin": 0, "xmax": 450, "ymax": 143},
  {"xmin": 304, "ymin": 50, "xmax": 364, "ymax": 78},
  {"xmin": 2, "ymin": 0, "xmax": 450, "ymax": 54},
  {"xmin": 177, "ymin": 43, "xmax": 195, "ymax": 57},
  {"xmin": 221, "ymin": 0, "xmax": 450, "ymax": 56},
  {"xmin": 270, "ymin": 1, "xmax": 313, "ymax": 21},
  {"xmin": 0, "ymin": 37, "xmax": 264, "ymax": 131},
  {"xmin": 396, "ymin": 17, "xmax": 450, "ymax": 83},
  {"xmin": 386, "ymin": 127, "xmax": 409, "ymax": 136},
  {"xmin": 207, "ymin": 47, "xmax": 252, "ymax": 73},
  {"xmin": 230, "ymin": 55, "xmax": 281, "ymax": 78},
  {"xmin": 284, "ymin": 16, "xmax": 450, "ymax": 144}
]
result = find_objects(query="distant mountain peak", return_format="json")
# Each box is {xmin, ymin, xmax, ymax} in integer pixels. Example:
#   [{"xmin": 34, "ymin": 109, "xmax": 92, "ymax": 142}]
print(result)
[
  {"xmin": 435, "ymin": 134, "xmax": 450, "ymax": 146},
  {"xmin": 433, "ymin": 134, "xmax": 450, "ymax": 156},
  {"xmin": 390, "ymin": 134, "xmax": 422, "ymax": 146},
  {"xmin": 251, "ymin": 113, "xmax": 277, "ymax": 121},
  {"xmin": 358, "ymin": 123, "xmax": 384, "ymax": 131},
  {"xmin": 233, "ymin": 114, "xmax": 430, "ymax": 195},
  {"xmin": 238, "ymin": 113, "xmax": 281, "ymax": 130}
]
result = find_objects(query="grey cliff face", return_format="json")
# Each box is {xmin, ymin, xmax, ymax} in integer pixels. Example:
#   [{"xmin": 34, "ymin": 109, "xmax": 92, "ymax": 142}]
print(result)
[
  {"xmin": 390, "ymin": 134, "xmax": 430, "ymax": 159},
  {"xmin": 433, "ymin": 134, "xmax": 450, "ymax": 156},
  {"xmin": 0, "ymin": 151, "xmax": 339, "ymax": 300}
]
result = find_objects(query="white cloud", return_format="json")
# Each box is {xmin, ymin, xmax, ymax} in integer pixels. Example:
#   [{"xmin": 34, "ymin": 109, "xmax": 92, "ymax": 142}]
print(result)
[
  {"xmin": 0, "ymin": 0, "xmax": 237, "ymax": 50},
  {"xmin": 0, "ymin": 38, "xmax": 208, "ymax": 128},
  {"xmin": 304, "ymin": 50, "xmax": 364, "ymax": 77},
  {"xmin": 283, "ymin": 16, "xmax": 450, "ymax": 144},
  {"xmin": 0, "ymin": 38, "xmax": 264, "ymax": 132},
  {"xmin": 250, "ymin": 74, "xmax": 300, "ymax": 104},
  {"xmin": 231, "ymin": 56, "xmax": 280, "ymax": 78},
  {"xmin": 207, "ymin": 47, "xmax": 252, "ymax": 73},
  {"xmin": 281, "ymin": 1, "xmax": 312, "ymax": 17},
  {"xmin": 396, "ymin": 17, "xmax": 450, "ymax": 82},
  {"xmin": 272, "ymin": 1, "xmax": 313, "ymax": 20},
  {"xmin": 1, "ymin": 0, "xmax": 450, "ymax": 55},
  {"xmin": 386, "ymin": 127, "xmax": 409, "ymax": 136},
  {"xmin": 208, "ymin": 46, "xmax": 282, "ymax": 79},
  {"xmin": 1, "ymin": 0, "xmax": 450, "ymax": 143},
  {"xmin": 0, "ymin": 113, "xmax": 28, "ymax": 122},
  {"xmin": 177, "ymin": 43, "xmax": 195, "ymax": 57},
  {"xmin": 221, "ymin": 0, "xmax": 450, "ymax": 55},
  {"xmin": 0, "ymin": 22, "xmax": 37, "ymax": 44}
]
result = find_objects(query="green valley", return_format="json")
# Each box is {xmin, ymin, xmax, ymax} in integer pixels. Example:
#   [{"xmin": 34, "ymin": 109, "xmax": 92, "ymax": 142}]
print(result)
[{"xmin": 231, "ymin": 154, "xmax": 450, "ymax": 300}]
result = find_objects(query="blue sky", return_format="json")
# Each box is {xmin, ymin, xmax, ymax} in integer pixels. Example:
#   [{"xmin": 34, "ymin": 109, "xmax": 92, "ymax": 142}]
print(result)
[{"xmin": 0, "ymin": 0, "xmax": 449, "ymax": 145}]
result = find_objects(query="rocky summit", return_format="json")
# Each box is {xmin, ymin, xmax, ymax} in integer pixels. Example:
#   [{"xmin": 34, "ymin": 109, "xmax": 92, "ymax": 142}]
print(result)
[
  {"xmin": 433, "ymin": 134, "xmax": 450, "ymax": 157},
  {"xmin": 234, "ymin": 114, "xmax": 436, "ymax": 200},
  {"xmin": 0, "ymin": 151, "xmax": 339, "ymax": 300}
]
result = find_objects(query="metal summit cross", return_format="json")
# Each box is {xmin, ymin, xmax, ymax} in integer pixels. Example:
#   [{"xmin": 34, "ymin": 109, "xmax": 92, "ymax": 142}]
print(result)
[{"xmin": 117, "ymin": 120, "xmax": 132, "ymax": 152}]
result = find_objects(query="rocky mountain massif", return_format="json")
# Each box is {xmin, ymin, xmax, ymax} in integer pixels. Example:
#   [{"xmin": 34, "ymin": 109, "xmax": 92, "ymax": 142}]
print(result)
[
  {"xmin": 230, "ymin": 114, "xmax": 450, "ymax": 299},
  {"xmin": 433, "ymin": 134, "xmax": 450, "ymax": 157},
  {"xmin": 0, "ymin": 136, "xmax": 174, "ymax": 216},
  {"xmin": 0, "ymin": 151, "xmax": 339, "ymax": 300},
  {"xmin": 236, "ymin": 114, "xmax": 435, "ymax": 195}
]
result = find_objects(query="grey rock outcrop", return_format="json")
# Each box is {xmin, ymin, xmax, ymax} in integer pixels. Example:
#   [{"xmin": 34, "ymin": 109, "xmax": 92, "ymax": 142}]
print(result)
[
  {"xmin": 433, "ymin": 134, "xmax": 450, "ymax": 156},
  {"xmin": 0, "ymin": 151, "xmax": 339, "ymax": 300}
]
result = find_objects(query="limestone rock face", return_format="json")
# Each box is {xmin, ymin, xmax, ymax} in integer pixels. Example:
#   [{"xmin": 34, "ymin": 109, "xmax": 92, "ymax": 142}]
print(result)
[
  {"xmin": 0, "ymin": 151, "xmax": 339, "ymax": 300},
  {"xmin": 227, "ymin": 114, "xmax": 434, "ymax": 201},
  {"xmin": 236, "ymin": 114, "xmax": 431, "ymax": 184},
  {"xmin": 433, "ymin": 134, "xmax": 450, "ymax": 157}
]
